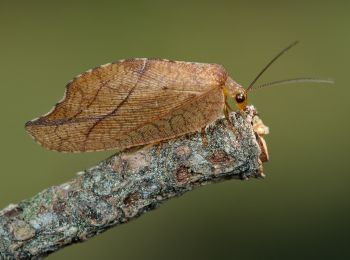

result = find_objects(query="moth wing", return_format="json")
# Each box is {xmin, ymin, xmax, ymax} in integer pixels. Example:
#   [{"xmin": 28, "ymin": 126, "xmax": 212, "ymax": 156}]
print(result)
[
  {"xmin": 115, "ymin": 86, "xmax": 225, "ymax": 150},
  {"xmin": 25, "ymin": 59, "xmax": 227, "ymax": 152}
]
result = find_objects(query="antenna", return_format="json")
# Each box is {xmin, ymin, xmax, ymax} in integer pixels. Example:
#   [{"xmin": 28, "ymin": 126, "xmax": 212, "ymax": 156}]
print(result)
[
  {"xmin": 246, "ymin": 41, "xmax": 299, "ymax": 92},
  {"xmin": 253, "ymin": 77, "xmax": 334, "ymax": 90}
]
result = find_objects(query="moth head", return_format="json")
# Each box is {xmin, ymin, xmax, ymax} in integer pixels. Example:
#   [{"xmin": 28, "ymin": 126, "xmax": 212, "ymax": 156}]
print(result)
[
  {"xmin": 224, "ymin": 78, "xmax": 248, "ymax": 111},
  {"xmin": 232, "ymin": 86, "xmax": 247, "ymax": 111}
]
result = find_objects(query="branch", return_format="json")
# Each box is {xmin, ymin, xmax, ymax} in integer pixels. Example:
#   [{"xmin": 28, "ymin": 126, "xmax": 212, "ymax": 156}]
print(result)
[{"xmin": 0, "ymin": 106, "xmax": 269, "ymax": 259}]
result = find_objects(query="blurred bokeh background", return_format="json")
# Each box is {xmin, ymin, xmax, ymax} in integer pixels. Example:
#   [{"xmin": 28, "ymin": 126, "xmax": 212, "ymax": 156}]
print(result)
[{"xmin": 0, "ymin": 0, "xmax": 349, "ymax": 259}]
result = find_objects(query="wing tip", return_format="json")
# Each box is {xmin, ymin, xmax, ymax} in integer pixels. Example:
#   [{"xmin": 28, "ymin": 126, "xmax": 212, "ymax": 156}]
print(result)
[
  {"xmin": 24, "ymin": 119, "xmax": 36, "ymax": 128},
  {"xmin": 24, "ymin": 118, "xmax": 60, "ymax": 152}
]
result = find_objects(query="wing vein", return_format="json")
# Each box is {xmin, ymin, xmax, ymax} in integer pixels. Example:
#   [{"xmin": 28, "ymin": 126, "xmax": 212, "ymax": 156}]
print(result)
[{"xmin": 85, "ymin": 59, "xmax": 148, "ymax": 141}]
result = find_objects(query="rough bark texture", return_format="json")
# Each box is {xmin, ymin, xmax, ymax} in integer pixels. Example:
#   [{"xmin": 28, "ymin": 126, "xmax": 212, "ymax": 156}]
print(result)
[{"xmin": 0, "ymin": 106, "xmax": 268, "ymax": 259}]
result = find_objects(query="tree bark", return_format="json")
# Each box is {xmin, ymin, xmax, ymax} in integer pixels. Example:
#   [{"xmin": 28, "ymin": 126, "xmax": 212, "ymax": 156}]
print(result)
[{"xmin": 0, "ymin": 106, "xmax": 269, "ymax": 259}]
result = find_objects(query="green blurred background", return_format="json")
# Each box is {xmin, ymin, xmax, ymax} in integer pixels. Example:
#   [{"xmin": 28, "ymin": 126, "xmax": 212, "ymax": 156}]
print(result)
[{"xmin": 1, "ymin": 0, "xmax": 349, "ymax": 259}]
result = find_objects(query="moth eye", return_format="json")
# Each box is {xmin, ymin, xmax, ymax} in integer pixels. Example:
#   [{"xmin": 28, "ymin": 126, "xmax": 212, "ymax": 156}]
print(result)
[{"xmin": 235, "ymin": 93, "xmax": 245, "ymax": 103}]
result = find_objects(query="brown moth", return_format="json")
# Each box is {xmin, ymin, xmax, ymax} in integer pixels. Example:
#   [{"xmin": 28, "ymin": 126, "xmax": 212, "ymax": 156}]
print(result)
[
  {"xmin": 25, "ymin": 59, "xmax": 245, "ymax": 152},
  {"xmin": 25, "ymin": 42, "xmax": 332, "ymax": 152}
]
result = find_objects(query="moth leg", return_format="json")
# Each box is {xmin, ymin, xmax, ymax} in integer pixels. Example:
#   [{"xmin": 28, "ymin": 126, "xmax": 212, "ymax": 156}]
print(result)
[
  {"xmin": 224, "ymin": 94, "xmax": 238, "ymax": 122},
  {"xmin": 201, "ymin": 127, "xmax": 208, "ymax": 147},
  {"xmin": 155, "ymin": 142, "xmax": 162, "ymax": 156},
  {"xmin": 223, "ymin": 102, "xmax": 231, "ymax": 122},
  {"xmin": 223, "ymin": 101, "xmax": 240, "ymax": 139}
]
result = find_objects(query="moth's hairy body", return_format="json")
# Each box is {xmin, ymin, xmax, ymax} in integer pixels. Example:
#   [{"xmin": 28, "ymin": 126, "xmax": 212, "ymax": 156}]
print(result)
[{"xmin": 25, "ymin": 58, "xmax": 243, "ymax": 152}]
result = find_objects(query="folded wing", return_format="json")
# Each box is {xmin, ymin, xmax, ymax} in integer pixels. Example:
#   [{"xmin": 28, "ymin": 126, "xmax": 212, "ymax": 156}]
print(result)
[{"xmin": 25, "ymin": 58, "xmax": 227, "ymax": 152}]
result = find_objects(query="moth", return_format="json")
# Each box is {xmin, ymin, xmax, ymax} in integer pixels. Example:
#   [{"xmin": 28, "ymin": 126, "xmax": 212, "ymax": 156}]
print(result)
[{"xmin": 25, "ymin": 41, "xmax": 332, "ymax": 152}]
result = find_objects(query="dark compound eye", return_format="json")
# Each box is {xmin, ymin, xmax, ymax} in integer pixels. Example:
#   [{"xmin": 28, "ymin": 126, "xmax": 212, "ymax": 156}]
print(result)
[{"xmin": 235, "ymin": 93, "xmax": 245, "ymax": 103}]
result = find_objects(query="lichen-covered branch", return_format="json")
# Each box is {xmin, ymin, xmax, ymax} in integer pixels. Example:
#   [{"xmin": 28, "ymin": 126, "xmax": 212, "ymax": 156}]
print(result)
[{"xmin": 0, "ymin": 106, "xmax": 268, "ymax": 259}]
